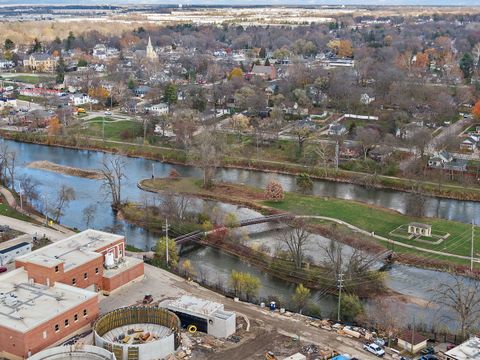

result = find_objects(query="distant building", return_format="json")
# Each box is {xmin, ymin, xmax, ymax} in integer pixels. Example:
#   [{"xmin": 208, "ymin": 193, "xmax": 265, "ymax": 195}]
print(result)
[
  {"xmin": 328, "ymin": 123, "xmax": 347, "ymax": 136},
  {"xmin": 146, "ymin": 36, "xmax": 157, "ymax": 61},
  {"xmin": 134, "ymin": 85, "xmax": 151, "ymax": 97},
  {"xmin": 146, "ymin": 102, "xmax": 169, "ymax": 115},
  {"xmin": 250, "ymin": 65, "xmax": 277, "ymax": 80},
  {"xmin": 23, "ymin": 53, "xmax": 58, "ymax": 72},
  {"xmin": 69, "ymin": 93, "xmax": 98, "ymax": 106},
  {"xmin": 0, "ymin": 59, "xmax": 15, "ymax": 69},
  {"xmin": 461, "ymin": 135, "xmax": 480, "ymax": 151}
]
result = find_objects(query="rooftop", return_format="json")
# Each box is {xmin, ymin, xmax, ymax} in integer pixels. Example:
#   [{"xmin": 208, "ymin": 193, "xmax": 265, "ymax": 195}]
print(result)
[
  {"xmin": 167, "ymin": 295, "xmax": 223, "ymax": 316},
  {"xmin": 445, "ymin": 336, "xmax": 480, "ymax": 360},
  {"xmin": 16, "ymin": 229, "xmax": 123, "ymax": 271},
  {"xmin": 0, "ymin": 268, "xmax": 96, "ymax": 333},
  {"xmin": 409, "ymin": 222, "xmax": 432, "ymax": 229}
]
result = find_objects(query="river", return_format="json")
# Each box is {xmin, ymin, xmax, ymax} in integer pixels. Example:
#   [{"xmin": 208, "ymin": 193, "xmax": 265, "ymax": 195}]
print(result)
[{"xmin": 2, "ymin": 139, "xmax": 476, "ymax": 330}]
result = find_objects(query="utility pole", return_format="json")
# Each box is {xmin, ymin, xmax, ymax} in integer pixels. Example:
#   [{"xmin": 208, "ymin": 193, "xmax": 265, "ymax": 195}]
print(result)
[
  {"xmin": 335, "ymin": 141, "xmax": 339, "ymax": 171},
  {"xmin": 471, "ymin": 220, "xmax": 475, "ymax": 272},
  {"xmin": 102, "ymin": 116, "xmax": 105, "ymax": 141},
  {"xmin": 165, "ymin": 218, "xmax": 169, "ymax": 266},
  {"xmin": 44, "ymin": 196, "xmax": 48, "ymax": 225},
  {"xmin": 152, "ymin": 163, "xmax": 155, "ymax": 179},
  {"xmin": 411, "ymin": 315, "xmax": 415, "ymax": 354},
  {"xmin": 337, "ymin": 273, "xmax": 344, "ymax": 322}
]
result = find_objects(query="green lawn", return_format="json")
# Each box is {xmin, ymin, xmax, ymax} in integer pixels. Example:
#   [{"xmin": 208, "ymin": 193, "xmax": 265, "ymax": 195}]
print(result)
[
  {"xmin": 264, "ymin": 193, "xmax": 478, "ymax": 260},
  {"xmin": 10, "ymin": 75, "xmax": 54, "ymax": 84},
  {"xmin": 16, "ymin": 94, "xmax": 46, "ymax": 104},
  {"xmin": 0, "ymin": 203, "xmax": 35, "ymax": 223},
  {"xmin": 84, "ymin": 119, "xmax": 143, "ymax": 141}
]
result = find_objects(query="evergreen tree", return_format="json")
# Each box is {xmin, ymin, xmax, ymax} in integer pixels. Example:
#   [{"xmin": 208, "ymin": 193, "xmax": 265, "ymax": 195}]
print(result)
[
  {"xmin": 65, "ymin": 31, "xmax": 75, "ymax": 50},
  {"xmin": 56, "ymin": 57, "xmax": 66, "ymax": 84},
  {"xmin": 164, "ymin": 83, "xmax": 178, "ymax": 104},
  {"xmin": 4, "ymin": 39, "xmax": 14, "ymax": 51}
]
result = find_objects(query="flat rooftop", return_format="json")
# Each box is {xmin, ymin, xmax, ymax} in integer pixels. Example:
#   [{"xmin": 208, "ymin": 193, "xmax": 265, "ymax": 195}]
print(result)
[
  {"xmin": 167, "ymin": 295, "xmax": 223, "ymax": 317},
  {"xmin": 445, "ymin": 337, "xmax": 480, "ymax": 360},
  {"xmin": 16, "ymin": 229, "xmax": 124, "ymax": 271},
  {"xmin": 0, "ymin": 268, "xmax": 97, "ymax": 333},
  {"xmin": 103, "ymin": 256, "xmax": 143, "ymax": 279}
]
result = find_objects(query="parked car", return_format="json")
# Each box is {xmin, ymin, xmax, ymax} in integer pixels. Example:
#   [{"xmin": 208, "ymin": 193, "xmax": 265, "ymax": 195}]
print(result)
[
  {"xmin": 0, "ymin": 266, "xmax": 7, "ymax": 273},
  {"xmin": 104, "ymin": 110, "xmax": 112, "ymax": 115},
  {"xmin": 363, "ymin": 343, "xmax": 385, "ymax": 357},
  {"xmin": 374, "ymin": 338, "xmax": 386, "ymax": 347},
  {"xmin": 420, "ymin": 355, "xmax": 438, "ymax": 360},
  {"xmin": 421, "ymin": 346, "xmax": 435, "ymax": 355}
]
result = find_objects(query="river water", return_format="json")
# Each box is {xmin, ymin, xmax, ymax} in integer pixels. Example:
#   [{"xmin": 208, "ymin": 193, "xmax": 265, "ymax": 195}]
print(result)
[{"xmin": 3, "ymin": 139, "xmax": 477, "ymax": 330}]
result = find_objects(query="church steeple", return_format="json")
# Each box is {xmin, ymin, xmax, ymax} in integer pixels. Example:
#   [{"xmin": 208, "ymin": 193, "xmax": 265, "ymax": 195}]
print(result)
[{"xmin": 146, "ymin": 36, "xmax": 156, "ymax": 60}]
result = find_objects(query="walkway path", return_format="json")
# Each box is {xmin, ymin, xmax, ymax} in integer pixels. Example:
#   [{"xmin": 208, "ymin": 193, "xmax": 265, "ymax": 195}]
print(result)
[
  {"xmin": 297, "ymin": 215, "xmax": 480, "ymax": 263},
  {"xmin": 0, "ymin": 215, "xmax": 66, "ymax": 241}
]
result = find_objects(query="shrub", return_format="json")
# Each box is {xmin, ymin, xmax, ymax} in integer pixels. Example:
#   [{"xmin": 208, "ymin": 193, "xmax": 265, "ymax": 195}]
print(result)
[{"xmin": 265, "ymin": 180, "xmax": 284, "ymax": 201}]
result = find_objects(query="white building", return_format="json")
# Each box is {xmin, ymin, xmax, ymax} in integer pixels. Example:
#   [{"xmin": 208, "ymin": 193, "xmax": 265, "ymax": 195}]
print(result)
[
  {"xmin": 167, "ymin": 295, "xmax": 236, "ymax": 338},
  {"xmin": 70, "ymin": 93, "xmax": 99, "ymax": 106},
  {"xmin": 0, "ymin": 241, "xmax": 31, "ymax": 266},
  {"xmin": 146, "ymin": 102, "xmax": 169, "ymax": 115}
]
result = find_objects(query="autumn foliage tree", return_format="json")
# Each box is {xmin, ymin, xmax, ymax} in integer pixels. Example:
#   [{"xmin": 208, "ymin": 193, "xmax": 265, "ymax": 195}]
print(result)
[
  {"xmin": 228, "ymin": 67, "xmax": 244, "ymax": 80},
  {"xmin": 47, "ymin": 117, "xmax": 61, "ymax": 136},
  {"xmin": 327, "ymin": 39, "xmax": 353, "ymax": 58},
  {"xmin": 265, "ymin": 180, "xmax": 284, "ymax": 201},
  {"xmin": 472, "ymin": 101, "xmax": 480, "ymax": 120}
]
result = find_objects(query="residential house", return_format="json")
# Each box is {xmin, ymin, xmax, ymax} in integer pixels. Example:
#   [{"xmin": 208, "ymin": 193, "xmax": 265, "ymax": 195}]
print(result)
[
  {"xmin": 250, "ymin": 65, "xmax": 277, "ymax": 80},
  {"xmin": 134, "ymin": 85, "xmax": 151, "ymax": 97},
  {"xmin": 0, "ymin": 60, "xmax": 14, "ymax": 69},
  {"xmin": 92, "ymin": 44, "xmax": 120, "ymax": 60},
  {"xmin": 0, "ymin": 97, "xmax": 17, "ymax": 109},
  {"xmin": 428, "ymin": 150, "xmax": 454, "ymax": 168},
  {"xmin": 328, "ymin": 123, "xmax": 347, "ymax": 136},
  {"xmin": 146, "ymin": 102, "xmax": 169, "ymax": 115},
  {"xmin": 69, "ymin": 93, "xmax": 98, "ymax": 106},
  {"xmin": 461, "ymin": 135, "xmax": 480, "ymax": 151},
  {"xmin": 23, "ymin": 53, "xmax": 58, "ymax": 72}
]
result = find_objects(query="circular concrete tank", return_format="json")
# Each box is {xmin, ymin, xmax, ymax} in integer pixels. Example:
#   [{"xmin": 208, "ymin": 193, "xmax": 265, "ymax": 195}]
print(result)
[
  {"xmin": 28, "ymin": 345, "xmax": 116, "ymax": 360},
  {"xmin": 93, "ymin": 306, "xmax": 181, "ymax": 360}
]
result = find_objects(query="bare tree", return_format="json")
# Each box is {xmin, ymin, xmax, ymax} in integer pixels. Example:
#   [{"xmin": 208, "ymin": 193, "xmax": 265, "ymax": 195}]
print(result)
[
  {"xmin": 51, "ymin": 185, "xmax": 75, "ymax": 223},
  {"xmin": 82, "ymin": 204, "xmax": 97, "ymax": 228},
  {"xmin": 0, "ymin": 144, "xmax": 16, "ymax": 187},
  {"xmin": 356, "ymin": 128, "xmax": 381, "ymax": 160},
  {"xmin": 99, "ymin": 157, "xmax": 127, "ymax": 210},
  {"xmin": 159, "ymin": 191, "xmax": 192, "ymax": 221},
  {"xmin": 190, "ymin": 129, "xmax": 224, "ymax": 188},
  {"xmin": 18, "ymin": 175, "xmax": 39, "ymax": 204},
  {"xmin": 430, "ymin": 274, "xmax": 480, "ymax": 341},
  {"xmin": 276, "ymin": 220, "xmax": 311, "ymax": 269}
]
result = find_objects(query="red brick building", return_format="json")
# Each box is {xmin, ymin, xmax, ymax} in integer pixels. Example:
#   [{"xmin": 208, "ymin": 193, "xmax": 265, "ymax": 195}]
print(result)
[{"xmin": 0, "ymin": 230, "xmax": 144, "ymax": 359}]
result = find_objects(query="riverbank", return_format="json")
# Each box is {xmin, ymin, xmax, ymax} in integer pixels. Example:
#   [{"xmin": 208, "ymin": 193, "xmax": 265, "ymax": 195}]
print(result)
[
  {"xmin": 3, "ymin": 130, "xmax": 480, "ymax": 202},
  {"xmin": 138, "ymin": 177, "xmax": 480, "ymax": 273}
]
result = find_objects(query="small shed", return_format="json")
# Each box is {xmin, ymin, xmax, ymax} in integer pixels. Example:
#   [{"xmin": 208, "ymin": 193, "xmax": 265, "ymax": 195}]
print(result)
[
  {"xmin": 398, "ymin": 330, "xmax": 428, "ymax": 353},
  {"xmin": 408, "ymin": 223, "xmax": 432, "ymax": 237}
]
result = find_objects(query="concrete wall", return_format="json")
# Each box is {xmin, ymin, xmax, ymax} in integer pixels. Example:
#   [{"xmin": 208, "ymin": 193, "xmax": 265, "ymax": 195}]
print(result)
[
  {"xmin": 94, "ymin": 333, "xmax": 175, "ymax": 360},
  {"xmin": 208, "ymin": 313, "xmax": 236, "ymax": 338},
  {"xmin": 28, "ymin": 345, "xmax": 116, "ymax": 360},
  {"xmin": 0, "ymin": 296, "xmax": 99, "ymax": 359},
  {"xmin": 398, "ymin": 339, "xmax": 427, "ymax": 353}
]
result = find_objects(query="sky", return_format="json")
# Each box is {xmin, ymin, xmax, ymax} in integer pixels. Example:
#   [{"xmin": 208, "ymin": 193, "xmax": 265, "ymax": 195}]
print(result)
[{"xmin": 1, "ymin": 0, "xmax": 480, "ymax": 5}]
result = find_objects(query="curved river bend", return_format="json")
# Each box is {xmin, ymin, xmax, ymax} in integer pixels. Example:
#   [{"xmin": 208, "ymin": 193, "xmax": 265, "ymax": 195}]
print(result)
[{"xmin": 3, "ymin": 139, "xmax": 477, "ymax": 329}]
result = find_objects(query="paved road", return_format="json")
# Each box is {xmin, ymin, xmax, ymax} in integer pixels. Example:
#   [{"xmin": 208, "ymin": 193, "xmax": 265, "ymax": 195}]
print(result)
[{"xmin": 101, "ymin": 263, "xmax": 393, "ymax": 360}]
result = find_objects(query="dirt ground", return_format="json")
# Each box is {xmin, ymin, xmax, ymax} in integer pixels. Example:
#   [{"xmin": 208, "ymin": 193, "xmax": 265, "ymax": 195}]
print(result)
[
  {"xmin": 27, "ymin": 160, "xmax": 103, "ymax": 179},
  {"xmin": 191, "ymin": 327, "xmax": 307, "ymax": 360}
]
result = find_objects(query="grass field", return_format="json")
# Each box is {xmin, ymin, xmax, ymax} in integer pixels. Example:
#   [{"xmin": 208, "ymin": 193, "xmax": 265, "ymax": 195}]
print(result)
[
  {"xmin": 84, "ymin": 119, "xmax": 143, "ymax": 141},
  {"xmin": 0, "ymin": 202, "xmax": 35, "ymax": 223},
  {"xmin": 264, "ymin": 193, "xmax": 478, "ymax": 260},
  {"xmin": 9, "ymin": 75, "xmax": 54, "ymax": 84}
]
